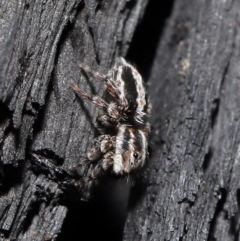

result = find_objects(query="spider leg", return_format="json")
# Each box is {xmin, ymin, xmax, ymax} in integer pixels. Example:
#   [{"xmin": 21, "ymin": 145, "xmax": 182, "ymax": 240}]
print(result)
[
  {"xmin": 105, "ymin": 80, "xmax": 124, "ymax": 102},
  {"xmin": 75, "ymin": 151, "xmax": 114, "ymax": 186},
  {"xmin": 140, "ymin": 100, "xmax": 152, "ymax": 137},
  {"xmin": 79, "ymin": 63, "xmax": 120, "ymax": 98},
  {"xmin": 98, "ymin": 135, "xmax": 116, "ymax": 153},
  {"xmin": 141, "ymin": 122, "xmax": 151, "ymax": 137},
  {"xmin": 79, "ymin": 63, "xmax": 127, "ymax": 107},
  {"xmin": 70, "ymin": 83, "xmax": 123, "ymax": 120},
  {"xmin": 96, "ymin": 114, "xmax": 118, "ymax": 129},
  {"xmin": 70, "ymin": 159, "xmax": 88, "ymax": 171},
  {"xmin": 70, "ymin": 135, "xmax": 115, "ymax": 171},
  {"xmin": 146, "ymin": 100, "xmax": 152, "ymax": 115},
  {"xmin": 80, "ymin": 63, "xmax": 117, "ymax": 95},
  {"xmin": 80, "ymin": 63, "xmax": 106, "ymax": 81},
  {"xmin": 70, "ymin": 83, "xmax": 108, "ymax": 109}
]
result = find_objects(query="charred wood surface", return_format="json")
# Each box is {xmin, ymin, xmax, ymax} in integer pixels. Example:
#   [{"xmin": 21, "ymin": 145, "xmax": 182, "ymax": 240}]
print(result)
[
  {"xmin": 0, "ymin": 0, "xmax": 148, "ymax": 240},
  {"xmin": 124, "ymin": 1, "xmax": 240, "ymax": 241},
  {"xmin": 1, "ymin": 0, "xmax": 240, "ymax": 241}
]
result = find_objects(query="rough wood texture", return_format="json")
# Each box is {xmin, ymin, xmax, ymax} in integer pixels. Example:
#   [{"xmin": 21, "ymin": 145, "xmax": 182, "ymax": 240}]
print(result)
[
  {"xmin": 0, "ymin": 0, "xmax": 148, "ymax": 240},
  {"xmin": 124, "ymin": 0, "xmax": 240, "ymax": 241},
  {"xmin": 1, "ymin": 0, "xmax": 240, "ymax": 240}
]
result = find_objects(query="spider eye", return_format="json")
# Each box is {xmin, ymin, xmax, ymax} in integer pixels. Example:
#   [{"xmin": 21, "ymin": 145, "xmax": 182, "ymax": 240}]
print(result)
[{"xmin": 133, "ymin": 153, "xmax": 138, "ymax": 159}]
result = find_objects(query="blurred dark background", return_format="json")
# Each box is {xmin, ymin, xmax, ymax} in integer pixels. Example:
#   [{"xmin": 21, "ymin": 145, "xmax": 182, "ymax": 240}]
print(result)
[{"xmin": 127, "ymin": 0, "xmax": 174, "ymax": 80}]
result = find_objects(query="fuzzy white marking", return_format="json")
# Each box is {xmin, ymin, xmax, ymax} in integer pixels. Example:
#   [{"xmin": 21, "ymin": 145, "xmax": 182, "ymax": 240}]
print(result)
[
  {"xmin": 113, "ymin": 125, "xmax": 126, "ymax": 174},
  {"xmin": 139, "ymin": 130, "xmax": 147, "ymax": 166},
  {"xmin": 128, "ymin": 128, "xmax": 135, "ymax": 169},
  {"xmin": 132, "ymin": 68, "xmax": 146, "ymax": 123},
  {"xmin": 118, "ymin": 57, "xmax": 127, "ymax": 65},
  {"xmin": 115, "ymin": 65, "xmax": 125, "ymax": 101}
]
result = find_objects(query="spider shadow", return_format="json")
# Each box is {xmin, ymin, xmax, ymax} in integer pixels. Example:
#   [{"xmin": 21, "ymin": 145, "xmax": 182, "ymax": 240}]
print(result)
[{"xmin": 58, "ymin": 176, "xmax": 128, "ymax": 241}]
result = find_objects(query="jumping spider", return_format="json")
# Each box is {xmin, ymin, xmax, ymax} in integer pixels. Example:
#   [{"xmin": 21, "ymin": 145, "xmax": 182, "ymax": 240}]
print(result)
[{"xmin": 70, "ymin": 58, "xmax": 151, "ymax": 187}]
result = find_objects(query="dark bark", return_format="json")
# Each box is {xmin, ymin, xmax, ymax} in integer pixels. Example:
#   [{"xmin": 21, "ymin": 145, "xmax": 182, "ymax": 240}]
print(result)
[
  {"xmin": 0, "ymin": 0, "xmax": 148, "ymax": 240},
  {"xmin": 124, "ymin": 0, "xmax": 240, "ymax": 241},
  {"xmin": 1, "ymin": 0, "xmax": 240, "ymax": 241}
]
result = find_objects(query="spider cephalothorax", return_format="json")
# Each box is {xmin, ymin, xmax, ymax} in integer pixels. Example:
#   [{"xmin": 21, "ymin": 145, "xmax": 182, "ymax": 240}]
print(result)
[{"xmin": 70, "ymin": 58, "xmax": 151, "ymax": 186}]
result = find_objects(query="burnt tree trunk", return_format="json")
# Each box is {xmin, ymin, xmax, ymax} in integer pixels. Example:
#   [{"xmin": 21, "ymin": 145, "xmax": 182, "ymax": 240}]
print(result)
[
  {"xmin": 124, "ymin": 1, "xmax": 240, "ymax": 241},
  {"xmin": 0, "ymin": 0, "xmax": 240, "ymax": 241},
  {"xmin": 0, "ymin": 0, "xmax": 148, "ymax": 240}
]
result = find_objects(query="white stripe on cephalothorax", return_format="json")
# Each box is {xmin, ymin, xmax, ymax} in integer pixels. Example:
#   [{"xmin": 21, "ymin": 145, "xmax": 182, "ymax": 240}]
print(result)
[
  {"xmin": 113, "ymin": 125, "xmax": 126, "ymax": 174},
  {"xmin": 128, "ymin": 128, "xmax": 136, "ymax": 168},
  {"xmin": 139, "ymin": 130, "xmax": 147, "ymax": 166}
]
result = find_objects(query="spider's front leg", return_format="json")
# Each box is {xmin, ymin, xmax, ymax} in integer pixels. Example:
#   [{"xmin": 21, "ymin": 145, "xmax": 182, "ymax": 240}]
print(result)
[
  {"xmin": 79, "ymin": 63, "xmax": 127, "ymax": 107},
  {"xmin": 79, "ymin": 63, "xmax": 106, "ymax": 82},
  {"xmin": 70, "ymin": 83, "xmax": 108, "ymax": 109},
  {"xmin": 70, "ymin": 135, "xmax": 115, "ymax": 171},
  {"xmin": 70, "ymin": 83, "xmax": 123, "ymax": 121},
  {"xmin": 75, "ymin": 151, "xmax": 114, "ymax": 186},
  {"xmin": 96, "ymin": 114, "xmax": 119, "ymax": 131}
]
